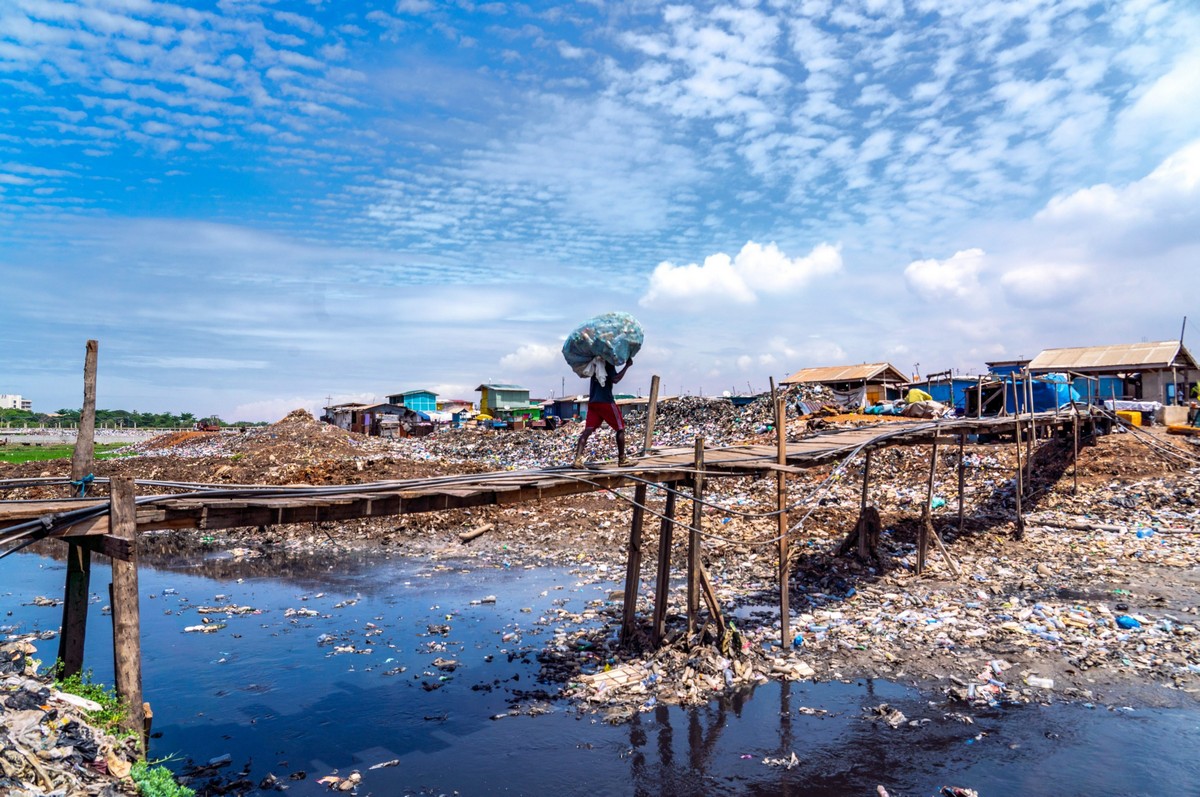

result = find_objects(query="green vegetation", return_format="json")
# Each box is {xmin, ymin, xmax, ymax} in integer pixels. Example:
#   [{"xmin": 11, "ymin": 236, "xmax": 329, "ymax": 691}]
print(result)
[
  {"xmin": 1, "ymin": 407, "xmax": 269, "ymax": 429},
  {"xmin": 54, "ymin": 669, "xmax": 129, "ymax": 737},
  {"xmin": 131, "ymin": 760, "xmax": 196, "ymax": 797},
  {"xmin": 0, "ymin": 442, "xmax": 129, "ymax": 464}
]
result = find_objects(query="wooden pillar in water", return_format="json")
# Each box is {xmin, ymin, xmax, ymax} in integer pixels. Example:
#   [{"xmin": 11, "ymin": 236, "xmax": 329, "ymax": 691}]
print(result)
[
  {"xmin": 109, "ymin": 476, "xmax": 145, "ymax": 747},
  {"xmin": 58, "ymin": 339, "xmax": 98, "ymax": 678},
  {"xmin": 687, "ymin": 438, "xmax": 704, "ymax": 637},
  {"xmin": 642, "ymin": 375, "xmax": 660, "ymax": 456},
  {"xmin": 775, "ymin": 396, "xmax": 789, "ymax": 648},
  {"xmin": 652, "ymin": 488, "xmax": 676, "ymax": 645},
  {"xmin": 620, "ymin": 482, "xmax": 648, "ymax": 647}
]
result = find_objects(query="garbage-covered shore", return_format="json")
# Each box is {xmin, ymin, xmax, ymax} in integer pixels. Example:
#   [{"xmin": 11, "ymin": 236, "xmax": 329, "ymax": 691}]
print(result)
[{"xmin": 4, "ymin": 401, "xmax": 1200, "ymax": 790}]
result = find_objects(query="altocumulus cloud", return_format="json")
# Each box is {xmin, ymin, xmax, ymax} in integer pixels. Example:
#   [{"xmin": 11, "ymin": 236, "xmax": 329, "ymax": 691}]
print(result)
[{"xmin": 640, "ymin": 241, "xmax": 841, "ymax": 309}]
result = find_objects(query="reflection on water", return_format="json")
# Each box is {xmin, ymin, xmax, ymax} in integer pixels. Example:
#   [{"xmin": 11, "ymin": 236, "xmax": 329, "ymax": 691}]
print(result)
[{"xmin": 2, "ymin": 551, "xmax": 1198, "ymax": 796}]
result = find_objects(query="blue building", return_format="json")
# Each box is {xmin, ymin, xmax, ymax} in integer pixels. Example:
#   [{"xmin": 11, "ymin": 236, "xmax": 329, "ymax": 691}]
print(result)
[
  {"xmin": 903, "ymin": 375, "xmax": 982, "ymax": 411},
  {"xmin": 386, "ymin": 389, "xmax": 438, "ymax": 414}
]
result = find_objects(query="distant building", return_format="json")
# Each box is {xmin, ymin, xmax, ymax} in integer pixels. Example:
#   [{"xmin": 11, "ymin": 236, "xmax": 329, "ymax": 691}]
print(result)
[
  {"xmin": 475, "ymin": 383, "xmax": 531, "ymax": 418},
  {"xmin": 322, "ymin": 402, "xmax": 431, "ymax": 437},
  {"xmin": 438, "ymin": 399, "xmax": 475, "ymax": 415},
  {"xmin": 0, "ymin": 395, "xmax": 31, "ymax": 411},
  {"xmin": 780, "ymin": 363, "xmax": 907, "ymax": 408},
  {"xmin": 984, "ymin": 359, "xmax": 1030, "ymax": 378},
  {"xmin": 385, "ymin": 389, "xmax": 438, "ymax": 414},
  {"xmin": 1026, "ymin": 340, "xmax": 1200, "ymax": 405}
]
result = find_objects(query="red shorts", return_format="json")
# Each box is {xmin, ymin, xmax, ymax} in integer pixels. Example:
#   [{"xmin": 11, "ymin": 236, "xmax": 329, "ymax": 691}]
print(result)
[{"xmin": 585, "ymin": 402, "xmax": 624, "ymax": 431}]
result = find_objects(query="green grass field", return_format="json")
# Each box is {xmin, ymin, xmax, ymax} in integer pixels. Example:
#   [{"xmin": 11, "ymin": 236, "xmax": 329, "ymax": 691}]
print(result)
[{"xmin": 0, "ymin": 443, "xmax": 131, "ymax": 464}]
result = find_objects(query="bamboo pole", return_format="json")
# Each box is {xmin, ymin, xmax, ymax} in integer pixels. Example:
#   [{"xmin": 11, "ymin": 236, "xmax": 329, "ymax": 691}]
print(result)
[
  {"xmin": 652, "ymin": 488, "xmax": 676, "ymax": 645},
  {"xmin": 59, "ymin": 340, "xmax": 99, "ymax": 678},
  {"xmin": 687, "ymin": 438, "xmax": 704, "ymax": 637},
  {"xmin": 642, "ymin": 375, "xmax": 660, "ymax": 456},
  {"xmin": 620, "ymin": 483, "xmax": 648, "ymax": 647},
  {"xmin": 109, "ymin": 476, "xmax": 145, "ymax": 751},
  {"xmin": 775, "ymin": 396, "xmax": 789, "ymax": 648},
  {"xmin": 1072, "ymin": 403, "xmax": 1080, "ymax": 496}
]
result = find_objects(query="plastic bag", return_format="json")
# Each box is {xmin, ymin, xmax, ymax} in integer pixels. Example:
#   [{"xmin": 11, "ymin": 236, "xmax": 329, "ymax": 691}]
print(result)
[{"xmin": 562, "ymin": 312, "xmax": 643, "ymax": 378}]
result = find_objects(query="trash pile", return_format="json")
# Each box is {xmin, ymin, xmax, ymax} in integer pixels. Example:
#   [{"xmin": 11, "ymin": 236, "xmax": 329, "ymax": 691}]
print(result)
[{"xmin": 0, "ymin": 639, "xmax": 137, "ymax": 797}]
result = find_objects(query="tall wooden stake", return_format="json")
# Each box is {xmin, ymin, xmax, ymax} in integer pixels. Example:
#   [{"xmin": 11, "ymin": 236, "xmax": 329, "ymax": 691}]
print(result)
[
  {"xmin": 620, "ymin": 483, "xmax": 648, "ymax": 647},
  {"xmin": 1072, "ymin": 403, "xmax": 1080, "ymax": 495},
  {"xmin": 1013, "ymin": 377, "xmax": 1026, "ymax": 541},
  {"xmin": 775, "ymin": 396, "xmax": 789, "ymax": 648},
  {"xmin": 687, "ymin": 438, "xmax": 704, "ymax": 637},
  {"xmin": 957, "ymin": 433, "xmax": 966, "ymax": 534},
  {"xmin": 109, "ymin": 476, "xmax": 145, "ymax": 750},
  {"xmin": 69, "ymin": 340, "xmax": 98, "ymax": 486},
  {"xmin": 652, "ymin": 488, "xmax": 676, "ymax": 645},
  {"xmin": 858, "ymin": 449, "xmax": 873, "ymax": 559},
  {"xmin": 59, "ymin": 340, "xmax": 99, "ymax": 677},
  {"xmin": 642, "ymin": 375, "xmax": 660, "ymax": 456},
  {"xmin": 917, "ymin": 437, "xmax": 937, "ymax": 574}
]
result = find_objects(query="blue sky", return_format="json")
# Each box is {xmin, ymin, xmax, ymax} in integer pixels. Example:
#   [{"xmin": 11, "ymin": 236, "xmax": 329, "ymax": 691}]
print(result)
[{"xmin": 2, "ymin": 0, "xmax": 1199, "ymax": 421}]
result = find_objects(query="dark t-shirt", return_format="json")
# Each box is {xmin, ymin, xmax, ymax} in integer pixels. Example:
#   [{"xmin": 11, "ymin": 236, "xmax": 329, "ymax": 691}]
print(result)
[{"xmin": 589, "ymin": 362, "xmax": 617, "ymax": 404}]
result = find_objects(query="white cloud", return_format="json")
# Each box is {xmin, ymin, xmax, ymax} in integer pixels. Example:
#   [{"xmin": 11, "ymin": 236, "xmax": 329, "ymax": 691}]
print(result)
[
  {"xmin": 999, "ymin": 263, "xmax": 1086, "ymax": 307},
  {"xmin": 640, "ymin": 241, "xmax": 841, "ymax": 308},
  {"xmin": 904, "ymin": 248, "xmax": 985, "ymax": 300},
  {"xmin": 499, "ymin": 343, "xmax": 562, "ymax": 371}
]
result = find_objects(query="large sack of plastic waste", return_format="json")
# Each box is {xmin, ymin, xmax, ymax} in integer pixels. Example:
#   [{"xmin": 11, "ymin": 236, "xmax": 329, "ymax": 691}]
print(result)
[{"xmin": 562, "ymin": 312, "xmax": 643, "ymax": 378}]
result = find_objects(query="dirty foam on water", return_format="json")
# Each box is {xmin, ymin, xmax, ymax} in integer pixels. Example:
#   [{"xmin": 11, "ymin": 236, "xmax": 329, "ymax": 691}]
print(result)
[{"xmin": 3, "ymin": 551, "xmax": 1198, "ymax": 797}]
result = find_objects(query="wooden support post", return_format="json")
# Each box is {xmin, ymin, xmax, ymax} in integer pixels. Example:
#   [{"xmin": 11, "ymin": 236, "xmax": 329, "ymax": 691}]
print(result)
[
  {"xmin": 652, "ymin": 487, "xmax": 676, "ymax": 645},
  {"xmin": 917, "ymin": 436, "xmax": 937, "ymax": 575},
  {"xmin": 56, "ymin": 542, "xmax": 91, "ymax": 678},
  {"xmin": 109, "ymin": 476, "xmax": 145, "ymax": 749},
  {"xmin": 69, "ymin": 340, "xmax": 98, "ymax": 490},
  {"xmin": 1013, "ymin": 377, "xmax": 1026, "ymax": 541},
  {"xmin": 687, "ymin": 438, "xmax": 704, "ymax": 637},
  {"xmin": 775, "ymin": 396, "xmax": 789, "ymax": 648},
  {"xmin": 620, "ymin": 483, "xmax": 648, "ymax": 647},
  {"xmin": 976, "ymin": 375, "xmax": 983, "ymax": 418},
  {"xmin": 857, "ymin": 449, "xmax": 873, "ymax": 559},
  {"xmin": 1072, "ymin": 405, "xmax": 1080, "ymax": 496},
  {"xmin": 957, "ymin": 433, "xmax": 966, "ymax": 534},
  {"xmin": 59, "ymin": 340, "xmax": 99, "ymax": 678},
  {"xmin": 1025, "ymin": 371, "xmax": 1035, "ymax": 475},
  {"xmin": 643, "ymin": 375, "xmax": 660, "ymax": 456}
]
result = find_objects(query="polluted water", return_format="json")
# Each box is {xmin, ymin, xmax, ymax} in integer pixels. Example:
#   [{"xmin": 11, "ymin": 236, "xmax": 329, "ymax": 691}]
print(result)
[{"xmin": 3, "ymin": 549, "xmax": 1199, "ymax": 797}]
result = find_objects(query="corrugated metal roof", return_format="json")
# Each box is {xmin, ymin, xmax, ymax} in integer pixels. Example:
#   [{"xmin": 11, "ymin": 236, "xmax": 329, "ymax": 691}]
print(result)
[
  {"xmin": 475, "ymin": 383, "xmax": 528, "ymax": 391},
  {"xmin": 781, "ymin": 363, "xmax": 907, "ymax": 384},
  {"xmin": 1027, "ymin": 341, "xmax": 1197, "ymax": 372}
]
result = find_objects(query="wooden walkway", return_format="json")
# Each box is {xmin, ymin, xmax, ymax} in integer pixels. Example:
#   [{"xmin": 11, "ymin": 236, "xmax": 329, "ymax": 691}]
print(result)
[{"xmin": 0, "ymin": 411, "xmax": 1093, "ymax": 542}]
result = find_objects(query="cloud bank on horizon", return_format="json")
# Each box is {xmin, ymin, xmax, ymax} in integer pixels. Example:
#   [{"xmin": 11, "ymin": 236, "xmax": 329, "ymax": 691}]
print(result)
[{"xmin": 1, "ymin": 0, "xmax": 1198, "ymax": 421}]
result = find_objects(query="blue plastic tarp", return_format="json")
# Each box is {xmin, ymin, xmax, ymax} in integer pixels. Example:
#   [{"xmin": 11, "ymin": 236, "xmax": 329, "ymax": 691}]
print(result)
[{"xmin": 1005, "ymin": 373, "xmax": 1081, "ymax": 412}]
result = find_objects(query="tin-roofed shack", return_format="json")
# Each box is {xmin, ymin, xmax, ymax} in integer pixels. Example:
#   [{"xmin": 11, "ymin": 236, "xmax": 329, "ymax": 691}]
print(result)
[
  {"xmin": 321, "ymin": 402, "xmax": 431, "ymax": 437},
  {"xmin": 1027, "ymin": 340, "xmax": 1200, "ymax": 406},
  {"xmin": 781, "ymin": 362, "xmax": 907, "ymax": 408}
]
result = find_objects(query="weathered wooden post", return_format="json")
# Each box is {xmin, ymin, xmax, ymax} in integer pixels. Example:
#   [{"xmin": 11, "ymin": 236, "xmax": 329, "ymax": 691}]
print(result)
[
  {"xmin": 620, "ymin": 482, "xmax": 648, "ymax": 647},
  {"xmin": 687, "ymin": 438, "xmax": 704, "ymax": 637},
  {"xmin": 642, "ymin": 375, "xmax": 660, "ymax": 456},
  {"xmin": 775, "ymin": 395, "xmax": 790, "ymax": 647},
  {"xmin": 957, "ymin": 433, "xmax": 967, "ymax": 534},
  {"xmin": 109, "ymin": 476, "xmax": 144, "ymax": 751},
  {"xmin": 652, "ymin": 488, "xmax": 677, "ymax": 645},
  {"xmin": 1013, "ymin": 376, "xmax": 1026, "ymax": 541},
  {"xmin": 58, "ymin": 339, "xmax": 98, "ymax": 677}
]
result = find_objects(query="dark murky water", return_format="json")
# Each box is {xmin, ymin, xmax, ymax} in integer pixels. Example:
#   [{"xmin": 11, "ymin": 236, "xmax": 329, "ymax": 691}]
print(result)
[{"xmin": 3, "ymin": 550, "xmax": 1198, "ymax": 796}]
